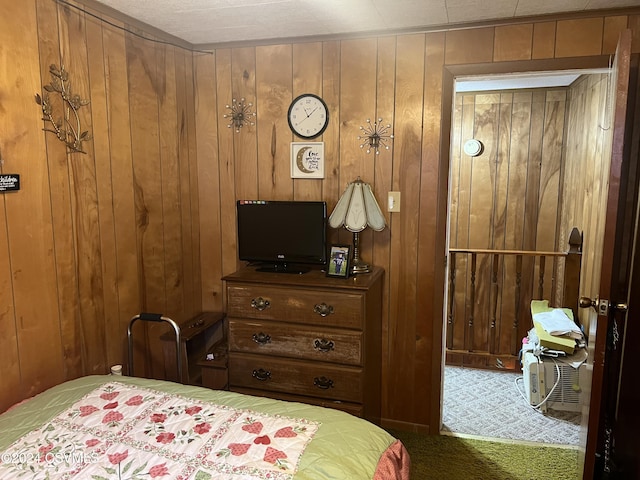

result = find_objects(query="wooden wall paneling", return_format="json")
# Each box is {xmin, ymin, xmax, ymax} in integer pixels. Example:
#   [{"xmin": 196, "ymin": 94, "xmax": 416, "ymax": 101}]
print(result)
[
  {"xmin": 537, "ymin": 91, "xmax": 566, "ymax": 300},
  {"xmin": 447, "ymin": 95, "xmax": 463, "ymax": 352},
  {"xmin": 372, "ymin": 36, "xmax": 395, "ymax": 265},
  {"xmin": 491, "ymin": 94, "xmax": 513, "ymax": 351},
  {"xmin": 195, "ymin": 52, "xmax": 224, "ymax": 312},
  {"xmin": 449, "ymin": 94, "xmax": 463, "ymax": 248},
  {"xmin": 321, "ymin": 40, "xmax": 341, "ymax": 227},
  {"xmin": 214, "ymin": 49, "xmax": 239, "ymax": 276},
  {"xmin": 176, "ymin": 50, "xmax": 198, "ymax": 315},
  {"xmin": 494, "ymin": 93, "xmax": 513, "ymax": 250},
  {"xmin": 255, "ymin": 44, "xmax": 292, "ymax": 200},
  {"xmin": 338, "ymin": 38, "xmax": 378, "ymax": 181},
  {"xmin": 101, "ymin": 20, "xmax": 141, "ymax": 373},
  {"xmin": 374, "ymin": 35, "xmax": 397, "ymax": 420},
  {"xmin": 532, "ymin": 21, "xmax": 556, "ymax": 59},
  {"xmin": 537, "ymin": 91, "xmax": 566, "ymax": 249},
  {"xmin": 576, "ymin": 76, "xmax": 599, "ymax": 300},
  {"xmin": 585, "ymin": 74, "xmax": 613, "ymax": 301},
  {"xmin": 230, "ymin": 47, "xmax": 258, "ymax": 201},
  {"xmin": 500, "ymin": 91, "xmax": 532, "ymax": 353},
  {"xmin": 469, "ymin": 94, "xmax": 499, "ymax": 351},
  {"xmin": 292, "ymin": 42, "xmax": 323, "ymax": 201},
  {"xmin": 85, "ymin": 6, "xmax": 121, "ymax": 370},
  {"xmin": 126, "ymin": 33, "xmax": 166, "ymax": 377},
  {"xmin": 5, "ymin": 0, "xmax": 66, "ymax": 397},
  {"xmin": 36, "ymin": 0, "xmax": 84, "ymax": 379},
  {"xmin": 555, "ymin": 18, "xmax": 604, "ymax": 58},
  {"xmin": 0, "ymin": 0, "xmax": 23, "ymax": 408},
  {"xmin": 158, "ymin": 45, "xmax": 186, "ymax": 326},
  {"xmin": 507, "ymin": 92, "xmax": 533, "ymax": 250},
  {"xmin": 493, "ymin": 24, "xmax": 533, "ymax": 62},
  {"xmin": 184, "ymin": 53, "xmax": 201, "ymax": 313},
  {"xmin": 604, "ymin": 16, "xmax": 630, "ymax": 55},
  {"xmin": 453, "ymin": 94, "xmax": 475, "ymax": 350},
  {"xmin": 336, "ymin": 37, "xmax": 377, "ymax": 250},
  {"xmin": 386, "ymin": 34, "xmax": 425, "ymax": 423},
  {"xmin": 421, "ymin": 31, "xmax": 447, "ymax": 433},
  {"xmin": 445, "ymin": 28, "xmax": 494, "ymax": 66},
  {"xmin": 524, "ymin": 91, "xmax": 546, "ymax": 250},
  {"xmin": 519, "ymin": 90, "xmax": 545, "ymax": 341},
  {"xmin": 0, "ymin": 200, "xmax": 19, "ymax": 412},
  {"xmin": 60, "ymin": 0, "xmax": 108, "ymax": 376}
]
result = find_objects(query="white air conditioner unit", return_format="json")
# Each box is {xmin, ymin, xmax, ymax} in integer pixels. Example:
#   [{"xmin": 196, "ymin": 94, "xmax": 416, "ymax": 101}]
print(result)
[{"xmin": 522, "ymin": 351, "xmax": 586, "ymax": 412}]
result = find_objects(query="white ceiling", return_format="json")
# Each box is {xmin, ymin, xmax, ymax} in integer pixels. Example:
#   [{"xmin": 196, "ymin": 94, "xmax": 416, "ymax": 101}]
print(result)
[{"xmin": 92, "ymin": 0, "xmax": 640, "ymax": 47}]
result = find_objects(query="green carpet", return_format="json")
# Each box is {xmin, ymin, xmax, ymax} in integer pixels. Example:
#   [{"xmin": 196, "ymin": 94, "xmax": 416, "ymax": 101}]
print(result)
[{"xmin": 389, "ymin": 430, "xmax": 580, "ymax": 480}]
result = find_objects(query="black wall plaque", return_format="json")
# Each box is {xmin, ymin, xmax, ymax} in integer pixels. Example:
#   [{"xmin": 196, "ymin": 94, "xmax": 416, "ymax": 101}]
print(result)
[{"xmin": 0, "ymin": 174, "xmax": 20, "ymax": 192}]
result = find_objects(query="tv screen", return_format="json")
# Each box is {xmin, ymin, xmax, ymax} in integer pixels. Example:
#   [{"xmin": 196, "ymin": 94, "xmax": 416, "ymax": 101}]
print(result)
[{"xmin": 236, "ymin": 200, "xmax": 327, "ymax": 273}]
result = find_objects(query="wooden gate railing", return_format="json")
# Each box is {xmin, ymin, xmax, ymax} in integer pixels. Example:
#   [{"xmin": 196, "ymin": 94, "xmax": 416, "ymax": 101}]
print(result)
[{"xmin": 446, "ymin": 228, "xmax": 582, "ymax": 358}]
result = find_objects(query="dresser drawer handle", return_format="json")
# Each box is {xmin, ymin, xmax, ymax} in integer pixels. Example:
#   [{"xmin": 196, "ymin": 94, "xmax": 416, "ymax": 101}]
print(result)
[
  {"xmin": 313, "ymin": 376, "xmax": 334, "ymax": 389},
  {"xmin": 252, "ymin": 332, "xmax": 271, "ymax": 345},
  {"xmin": 251, "ymin": 297, "xmax": 270, "ymax": 311},
  {"xmin": 313, "ymin": 338, "xmax": 335, "ymax": 353},
  {"xmin": 313, "ymin": 303, "xmax": 334, "ymax": 317},
  {"xmin": 252, "ymin": 369, "xmax": 271, "ymax": 381}
]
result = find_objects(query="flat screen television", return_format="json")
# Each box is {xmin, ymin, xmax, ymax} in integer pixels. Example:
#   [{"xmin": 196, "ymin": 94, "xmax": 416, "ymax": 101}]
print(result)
[{"xmin": 236, "ymin": 200, "xmax": 327, "ymax": 273}]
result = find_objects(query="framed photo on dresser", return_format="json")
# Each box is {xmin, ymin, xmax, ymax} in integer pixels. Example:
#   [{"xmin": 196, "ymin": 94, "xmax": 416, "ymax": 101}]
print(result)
[{"xmin": 327, "ymin": 245, "xmax": 350, "ymax": 278}]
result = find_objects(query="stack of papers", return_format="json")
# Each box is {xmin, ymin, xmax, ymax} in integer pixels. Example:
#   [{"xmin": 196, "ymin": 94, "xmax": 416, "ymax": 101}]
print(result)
[{"xmin": 533, "ymin": 308, "xmax": 583, "ymax": 339}]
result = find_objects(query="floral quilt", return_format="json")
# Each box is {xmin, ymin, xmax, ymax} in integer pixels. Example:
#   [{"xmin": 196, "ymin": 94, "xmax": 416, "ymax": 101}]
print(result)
[{"xmin": 0, "ymin": 382, "xmax": 319, "ymax": 480}]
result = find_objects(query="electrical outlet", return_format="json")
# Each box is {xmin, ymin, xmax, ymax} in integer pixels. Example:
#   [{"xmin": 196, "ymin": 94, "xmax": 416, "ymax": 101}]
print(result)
[{"xmin": 388, "ymin": 191, "xmax": 401, "ymax": 212}]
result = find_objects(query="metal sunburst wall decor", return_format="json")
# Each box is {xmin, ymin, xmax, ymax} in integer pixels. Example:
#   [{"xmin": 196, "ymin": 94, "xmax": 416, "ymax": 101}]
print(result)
[
  {"xmin": 35, "ymin": 64, "xmax": 91, "ymax": 154},
  {"xmin": 358, "ymin": 118, "xmax": 394, "ymax": 154},
  {"xmin": 223, "ymin": 97, "xmax": 256, "ymax": 133}
]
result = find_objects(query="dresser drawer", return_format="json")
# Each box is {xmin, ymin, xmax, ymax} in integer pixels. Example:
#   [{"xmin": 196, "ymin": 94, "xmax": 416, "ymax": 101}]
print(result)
[
  {"xmin": 228, "ymin": 319, "xmax": 363, "ymax": 366},
  {"xmin": 228, "ymin": 353, "xmax": 363, "ymax": 403},
  {"xmin": 230, "ymin": 387, "xmax": 364, "ymax": 417},
  {"xmin": 227, "ymin": 284, "xmax": 364, "ymax": 328}
]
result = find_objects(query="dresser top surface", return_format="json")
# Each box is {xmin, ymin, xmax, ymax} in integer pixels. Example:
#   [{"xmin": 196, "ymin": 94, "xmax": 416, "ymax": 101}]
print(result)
[{"xmin": 223, "ymin": 265, "xmax": 384, "ymax": 291}]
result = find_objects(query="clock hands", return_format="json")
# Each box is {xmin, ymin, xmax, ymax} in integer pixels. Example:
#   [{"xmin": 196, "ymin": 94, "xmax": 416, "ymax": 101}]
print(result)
[{"xmin": 301, "ymin": 106, "xmax": 318, "ymax": 119}]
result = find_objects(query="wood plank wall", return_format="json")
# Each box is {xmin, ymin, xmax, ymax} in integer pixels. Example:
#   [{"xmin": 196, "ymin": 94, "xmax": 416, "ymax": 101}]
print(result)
[
  {"xmin": 448, "ymin": 89, "xmax": 567, "ymax": 363},
  {"xmin": 559, "ymin": 73, "xmax": 613, "ymax": 320},
  {"xmin": 1, "ymin": 0, "xmax": 639, "ymax": 434},
  {"xmin": 0, "ymin": 0, "xmax": 202, "ymax": 411}
]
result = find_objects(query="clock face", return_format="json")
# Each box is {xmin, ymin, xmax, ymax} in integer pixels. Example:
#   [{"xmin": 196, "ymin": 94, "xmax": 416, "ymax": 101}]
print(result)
[{"xmin": 287, "ymin": 94, "xmax": 329, "ymax": 139}]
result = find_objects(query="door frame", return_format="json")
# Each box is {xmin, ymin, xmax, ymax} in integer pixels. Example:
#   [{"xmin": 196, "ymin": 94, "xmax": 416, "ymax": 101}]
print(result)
[{"xmin": 433, "ymin": 53, "xmax": 621, "ymax": 450}]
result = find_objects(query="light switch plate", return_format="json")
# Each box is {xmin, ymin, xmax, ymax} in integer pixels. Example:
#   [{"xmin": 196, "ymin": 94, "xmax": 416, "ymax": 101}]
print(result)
[{"xmin": 388, "ymin": 191, "xmax": 401, "ymax": 212}]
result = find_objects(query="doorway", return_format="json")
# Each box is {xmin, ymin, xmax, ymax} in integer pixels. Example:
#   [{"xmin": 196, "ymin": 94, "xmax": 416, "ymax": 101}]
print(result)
[{"xmin": 442, "ymin": 67, "xmax": 613, "ymax": 445}]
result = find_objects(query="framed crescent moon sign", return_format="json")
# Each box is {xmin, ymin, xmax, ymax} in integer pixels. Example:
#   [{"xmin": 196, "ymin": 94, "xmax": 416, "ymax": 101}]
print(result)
[{"xmin": 291, "ymin": 142, "xmax": 324, "ymax": 179}]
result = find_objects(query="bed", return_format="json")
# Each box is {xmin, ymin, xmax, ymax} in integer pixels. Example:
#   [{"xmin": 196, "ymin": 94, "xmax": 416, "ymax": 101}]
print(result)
[{"xmin": 0, "ymin": 375, "xmax": 410, "ymax": 479}]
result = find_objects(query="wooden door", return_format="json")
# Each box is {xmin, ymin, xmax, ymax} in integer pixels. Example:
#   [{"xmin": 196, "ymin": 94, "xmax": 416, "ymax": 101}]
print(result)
[
  {"xmin": 612, "ymin": 211, "xmax": 640, "ymax": 478},
  {"xmin": 581, "ymin": 30, "xmax": 633, "ymax": 479}
]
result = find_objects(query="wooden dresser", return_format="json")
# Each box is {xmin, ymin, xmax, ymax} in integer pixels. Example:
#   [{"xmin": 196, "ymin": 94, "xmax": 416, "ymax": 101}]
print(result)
[{"xmin": 223, "ymin": 266, "xmax": 384, "ymax": 423}]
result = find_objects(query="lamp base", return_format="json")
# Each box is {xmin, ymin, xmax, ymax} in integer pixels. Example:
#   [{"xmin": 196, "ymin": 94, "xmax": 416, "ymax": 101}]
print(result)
[{"xmin": 351, "ymin": 257, "xmax": 370, "ymax": 275}]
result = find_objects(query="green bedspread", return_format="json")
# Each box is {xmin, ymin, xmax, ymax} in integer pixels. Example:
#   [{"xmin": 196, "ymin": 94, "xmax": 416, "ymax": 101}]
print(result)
[{"xmin": 0, "ymin": 375, "xmax": 396, "ymax": 479}]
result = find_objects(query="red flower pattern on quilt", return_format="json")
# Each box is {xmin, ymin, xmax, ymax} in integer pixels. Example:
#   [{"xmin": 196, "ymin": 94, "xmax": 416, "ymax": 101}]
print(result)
[
  {"xmin": 79, "ymin": 405, "xmax": 99, "ymax": 417},
  {"xmin": 125, "ymin": 395, "xmax": 143, "ymax": 406},
  {"xmin": 150, "ymin": 413, "xmax": 167, "ymax": 423},
  {"xmin": 102, "ymin": 410, "xmax": 124, "ymax": 425},
  {"xmin": 155, "ymin": 432, "xmax": 175, "ymax": 444},
  {"xmin": 193, "ymin": 422, "xmax": 211, "ymax": 434},
  {"xmin": 148, "ymin": 463, "xmax": 169, "ymax": 478},
  {"xmin": 0, "ymin": 382, "xmax": 319, "ymax": 479},
  {"xmin": 184, "ymin": 406, "xmax": 202, "ymax": 415},
  {"xmin": 108, "ymin": 450, "xmax": 129, "ymax": 465}
]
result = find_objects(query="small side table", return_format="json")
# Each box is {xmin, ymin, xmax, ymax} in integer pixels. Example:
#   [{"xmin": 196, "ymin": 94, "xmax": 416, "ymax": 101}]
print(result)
[{"xmin": 160, "ymin": 311, "xmax": 227, "ymax": 389}]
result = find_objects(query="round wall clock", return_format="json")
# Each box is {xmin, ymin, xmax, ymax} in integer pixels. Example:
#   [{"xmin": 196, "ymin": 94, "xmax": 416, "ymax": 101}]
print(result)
[{"xmin": 287, "ymin": 93, "xmax": 329, "ymax": 139}]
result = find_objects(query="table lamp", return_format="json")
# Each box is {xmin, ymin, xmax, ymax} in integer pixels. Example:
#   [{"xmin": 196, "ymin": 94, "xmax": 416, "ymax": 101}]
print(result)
[{"xmin": 328, "ymin": 177, "xmax": 386, "ymax": 274}]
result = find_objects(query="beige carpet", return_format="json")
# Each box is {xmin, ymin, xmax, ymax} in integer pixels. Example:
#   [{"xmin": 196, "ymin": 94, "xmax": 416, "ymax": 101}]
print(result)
[{"xmin": 442, "ymin": 366, "xmax": 582, "ymax": 445}]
